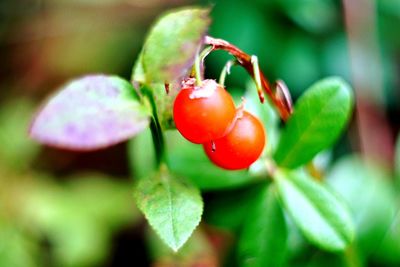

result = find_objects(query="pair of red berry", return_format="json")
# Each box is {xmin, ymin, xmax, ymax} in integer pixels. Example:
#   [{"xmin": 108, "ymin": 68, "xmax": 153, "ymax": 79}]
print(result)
[{"xmin": 173, "ymin": 79, "xmax": 266, "ymax": 170}]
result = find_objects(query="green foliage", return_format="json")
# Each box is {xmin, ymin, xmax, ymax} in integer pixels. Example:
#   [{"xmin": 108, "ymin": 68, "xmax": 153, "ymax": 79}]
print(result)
[
  {"xmin": 165, "ymin": 130, "xmax": 264, "ymax": 190},
  {"xmin": 147, "ymin": 84, "xmax": 179, "ymax": 129},
  {"xmin": 305, "ymin": 251, "xmax": 347, "ymax": 267},
  {"xmin": 0, "ymin": 93, "xmax": 141, "ymax": 267},
  {"xmin": 275, "ymin": 169, "xmax": 355, "ymax": 251},
  {"xmin": 278, "ymin": 0, "xmax": 338, "ymax": 33},
  {"xmin": 238, "ymin": 184, "xmax": 288, "ymax": 267},
  {"xmin": 204, "ymin": 184, "xmax": 265, "ymax": 231},
  {"xmin": 274, "ymin": 77, "xmax": 354, "ymax": 168},
  {"xmin": 375, "ymin": 208, "xmax": 400, "ymax": 264},
  {"xmin": 395, "ymin": 133, "xmax": 400, "ymax": 185},
  {"xmin": 129, "ymin": 129, "xmax": 265, "ymax": 191},
  {"xmin": 0, "ymin": 220, "xmax": 39, "ymax": 267},
  {"xmin": 140, "ymin": 7, "xmax": 210, "ymax": 83},
  {"xmin": 132, "ymin": 50, "xmax": 146, "ymax": 83},
  {"xmin": 22, "ymin": 174, "xmax": 139, "ymax": 267},
  {"xmin": 17, "ymin": 3, "xmax": 398, "ymax": 265},
  {"xmin": 146, "ymin": 228, "xmax": 217, "ymax": 266},
  {"xmin": 326, "ymin": 156, "xmax": 397, "ymax": 256},
  {"xmin": 128, "ymin": 127, "xmax": 156, "ymax": 180},
  {"xmin": 276, "ymin": 35, "xmax": 320, "ymax": 96},
  {"xmin": 0, "ymin": 98, "xmax": 39, "ymax": 171},
  {"xmin": 208, "ymin": 0, "xmax": 283, "ymax": 85},
  {"xmin": 134, "ymin": 167, "xmax": 203, "ymax": 251}
]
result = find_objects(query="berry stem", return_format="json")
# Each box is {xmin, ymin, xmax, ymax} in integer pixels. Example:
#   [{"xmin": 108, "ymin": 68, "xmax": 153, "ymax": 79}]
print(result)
[
  {"xmin": 199, "ymin": 45, "xmax": 214, "ymax": 67},
  {"xmin": 218, "ymin": 60, "xmax": 236, "ymax": 86},
  {"xmin": 251, "ymin": 55, "xmax": 265, "ymax": 103},
  {"xmin": 192, "ymin": 46, "xmax": 214, "ymax": 86},
  {"xmin": 204, "ymin": 36, "xmax": 293, "ymax": 122},
  {"xmin": 194, "ymin": 53, "xmax": 202, "ymax": 86}
]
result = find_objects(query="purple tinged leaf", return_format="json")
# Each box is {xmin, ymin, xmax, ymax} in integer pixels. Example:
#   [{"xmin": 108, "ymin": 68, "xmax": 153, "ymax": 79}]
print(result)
[
  {"xmin": 30, "ymin": 75, "xmax": 150, "ymax": 151},
  {"xmin": 141, "ymin": 7, "xmax": 211, "ymax": 83}
]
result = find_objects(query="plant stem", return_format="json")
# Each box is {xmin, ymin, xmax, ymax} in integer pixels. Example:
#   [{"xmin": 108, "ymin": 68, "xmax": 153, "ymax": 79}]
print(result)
[
  {"xmin": 141, "ymin": 86, "xmax": 166, "ymax": 166},
  {"xmin": 251, "ymin": 55, "xmax": 264, "ymax": 102},
  {"xmin": 204, "ymin": 35, "xmax": 293, "ymax": 121},
  {"xmin": 218, "ymin": 60, "xmax": 236, "ymax": 86},
  {"xmin": 149, "ymin": 117, "xmax": 166, "ymax": 166},
  {"xmin": 194, "ymin": 53, "xmax": 202, "ymax": 86}
]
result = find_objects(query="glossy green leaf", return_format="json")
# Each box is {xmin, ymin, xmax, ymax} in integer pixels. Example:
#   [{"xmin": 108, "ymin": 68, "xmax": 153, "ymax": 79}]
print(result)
[
  {"xmin": 284, "ymin": 213, "xmax": 308, "ymax": 260},
  {"xmin": 134, "ymin": 168, "xmax": 203, "ymax": 251},
  {"xmin": 326, "ymin": 155, "xmax": 397, "ymax": 255},
  {"xmin": 166, "ymin": 130, "xmax": 264, "ymax": 191},
  {"xmin": 238, "ymin": 184, "xmax": 288, "ymax": 267},
  {"xmin": 275, "ymin": 169, "xmax": 355, "ymax": 251},
  {"xmin": 30, "ymin": 75, "xmax": 151, "ymax": 151},
  {"xmin": 141, "ymin": 7, "xmax": 210, "ymax": 83},
  {"xmin": 274, "ymin": 77, "xmax": 354, "ymax": 168}
]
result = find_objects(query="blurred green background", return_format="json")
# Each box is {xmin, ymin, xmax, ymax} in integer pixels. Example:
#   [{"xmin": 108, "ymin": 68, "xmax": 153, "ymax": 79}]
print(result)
[{"xmin": 1, "ymin": 0, "xmax": 400, "ymax": 266}]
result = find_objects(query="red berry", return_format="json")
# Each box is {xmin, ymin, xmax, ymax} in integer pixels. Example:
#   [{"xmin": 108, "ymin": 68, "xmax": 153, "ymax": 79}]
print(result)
[
  {"xmin": 173, "ymin": 79, "xmax": 236, "ymax": 144},
  {"xmin": 203, "ymin": 111, "xmax": 266, "ymax": 170}
]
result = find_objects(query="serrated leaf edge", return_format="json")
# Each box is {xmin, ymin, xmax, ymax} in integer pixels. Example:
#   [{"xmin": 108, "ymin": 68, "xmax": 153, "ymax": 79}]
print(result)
[{"xmin": 134, "ymin": 176, "xmax": 203, "ymax": 252}]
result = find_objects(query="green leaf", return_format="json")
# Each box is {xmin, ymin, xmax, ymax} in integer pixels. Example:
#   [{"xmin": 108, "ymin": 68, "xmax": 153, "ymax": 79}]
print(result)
[
  {"xmin": 275, "ymin": 169, "xmax": 355, "ymax": 251},
  {"xmin": 238, "ymin": 184, "xmax": 288, "ymax": 267},
  {"xmin": 131, "ymin": 50, "xmax": 145, "ymax": 83},
  {"xmin": 204, "ymin": 185, "xmax": 264, "ymax": 231},
  {"xmin": 274, "ymin": 77, "xmax": 354, "ymax": 168},
  {"xmin": 21, "ymin": 174, "xmax": 139, "ymax": 267},
  {"xmin": 395, "ymin": 133, "xmax": 400, "ymax": 185},
  {"xmin": 279, "ymin": 0, "xmax": 338, "ymax": 34},
  {"xmin": 374, "ymin": 208, "xmax": 400, "ymax": 264},
  {"xmin": 134, "ymin": 168, "xmax": 203, "ymax": 251},
  {"xmin": 30, "ymin": 75, "xmax": 151, "ymax": 151},
  {"xmin": 0, "ymin": 98, "xmax": 39, "ymax": 170},
  {"xmin": 0, "ymin": 222, "xmax": 39, "ymax": 267},
  {"xmin": 166, "ymin": 130, "xmax": 263, "ymax": 190},
  {"xmin": 326, "ymin": 155, "xmax": 397, "ymax": 255},
  {"xmin": 141, "ymin": 7, "xmax": 210, "ymax": 83},
  {"xmin": 305, "ymin": 251, "xmax": 348, "ymax": 267},
  {"xmin": 128, "ymin": 127, "xmax": 157, "ymax": 180}
]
